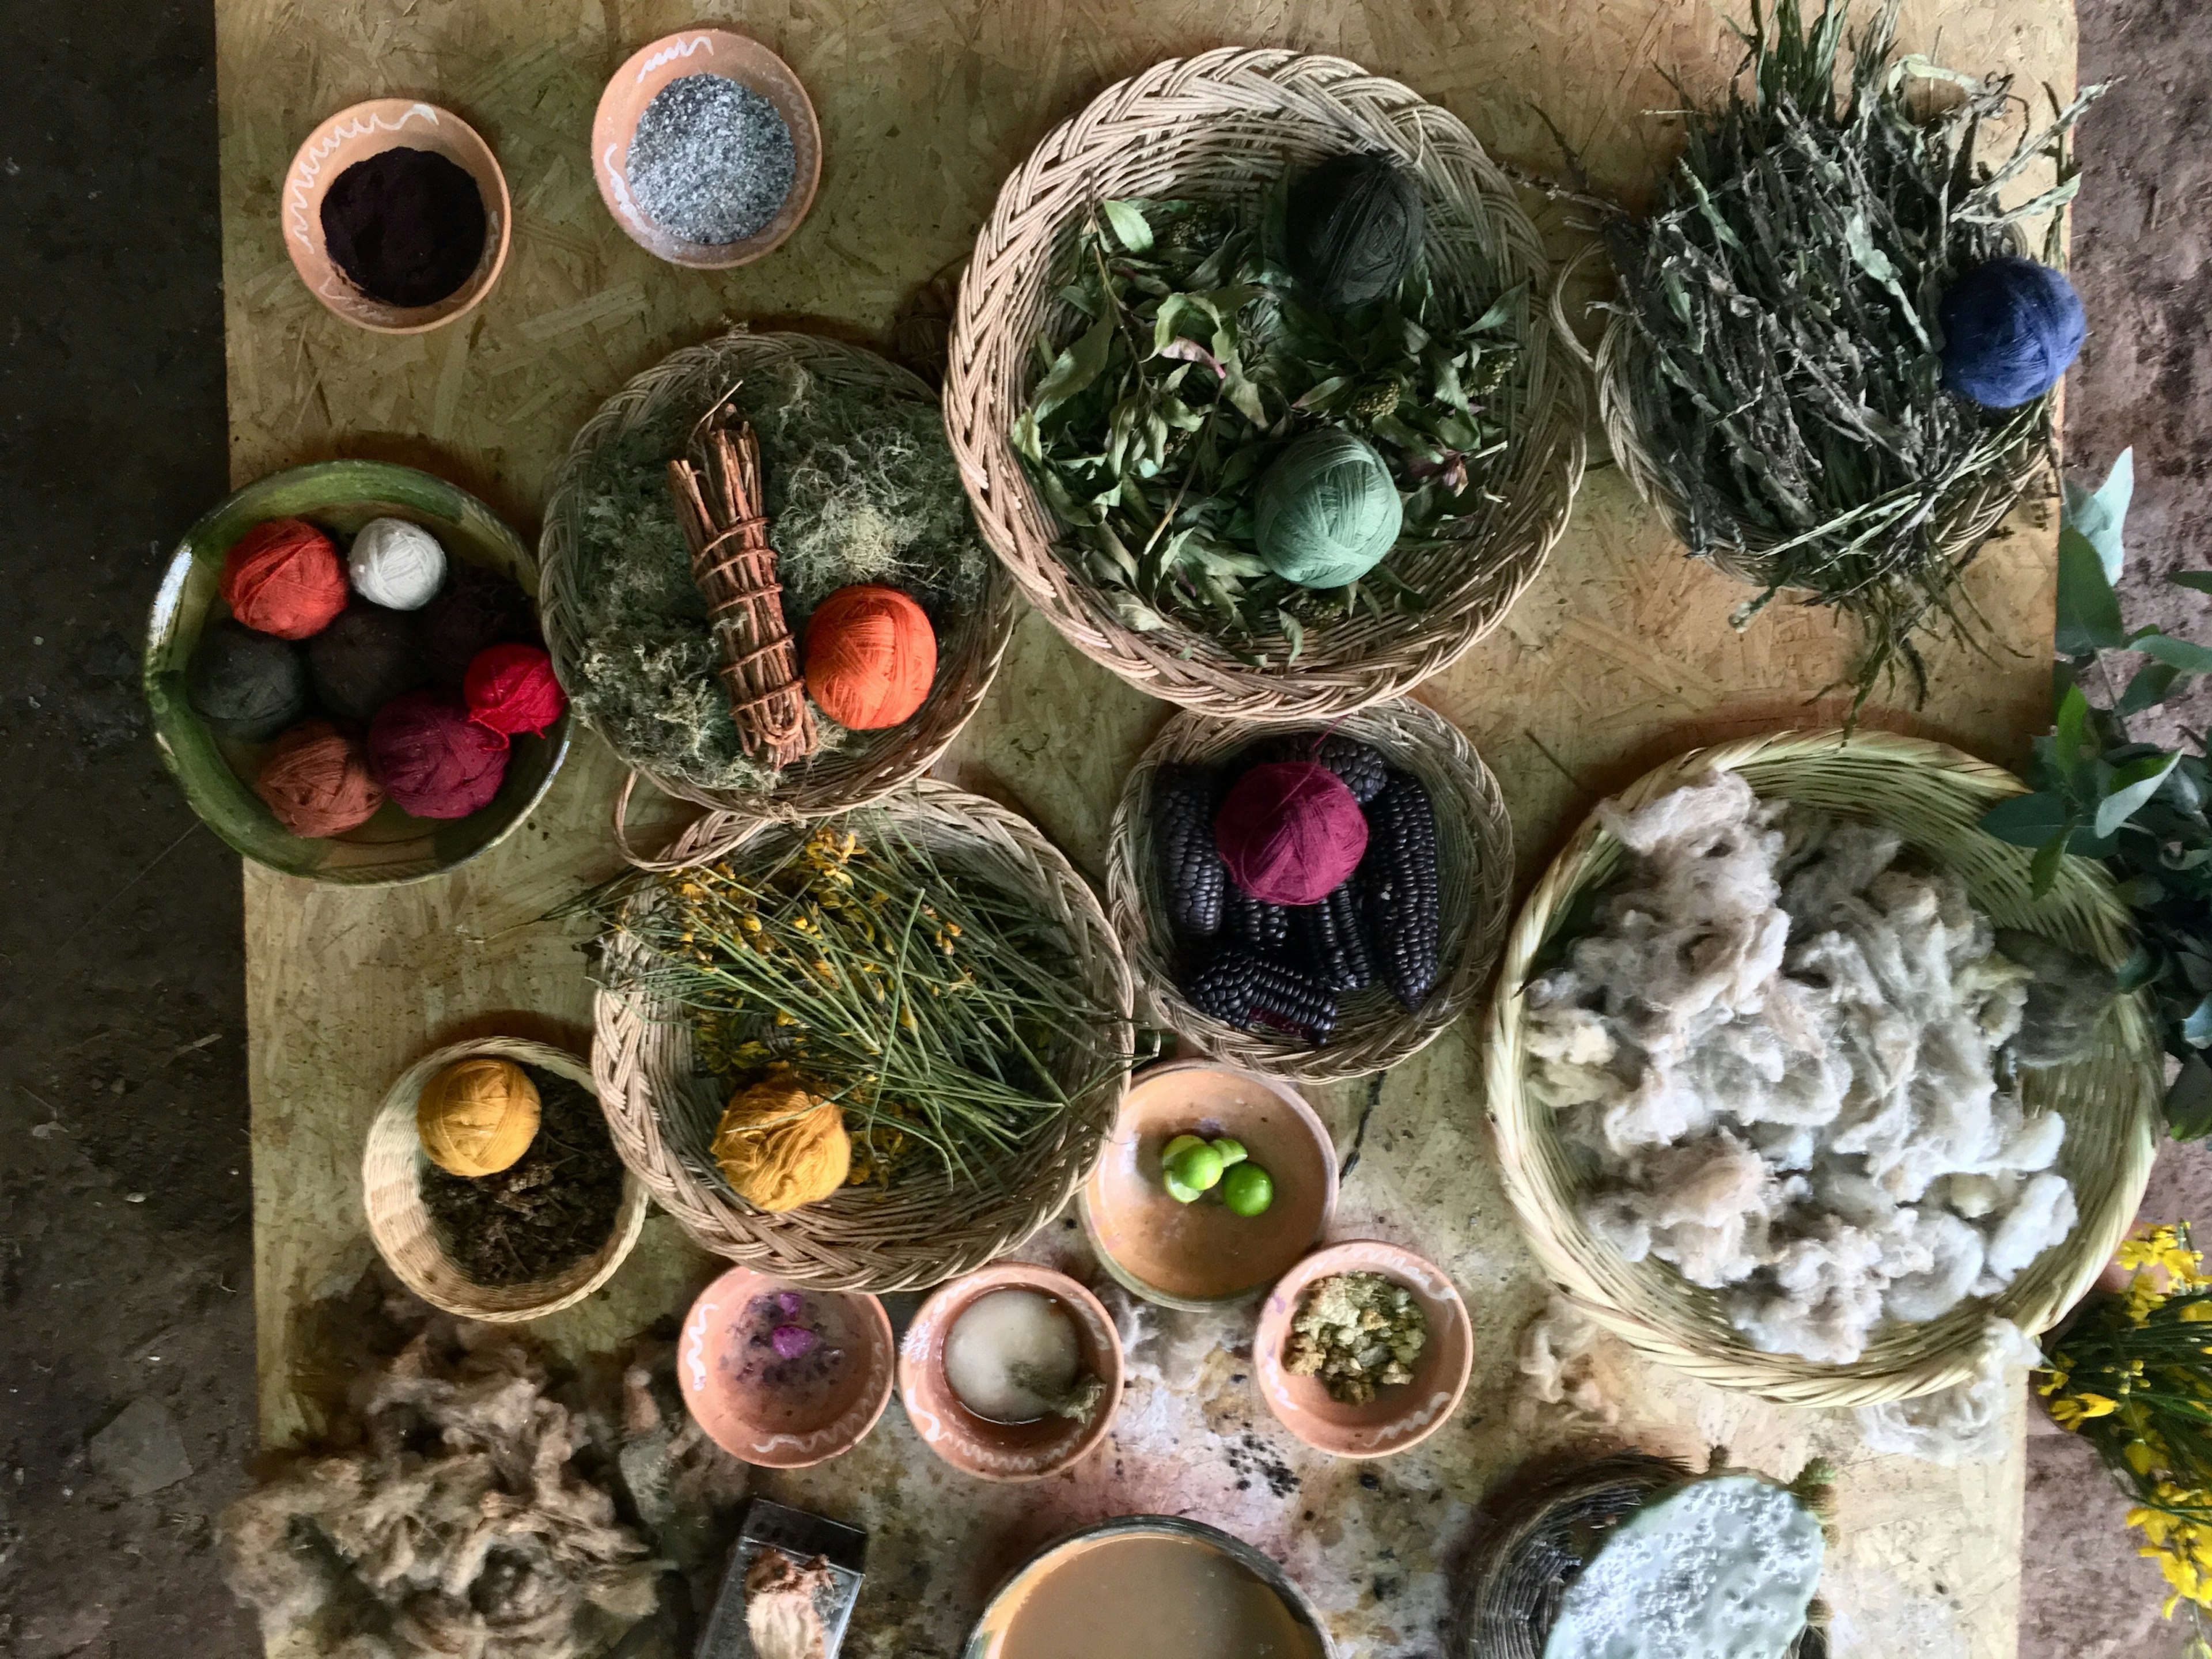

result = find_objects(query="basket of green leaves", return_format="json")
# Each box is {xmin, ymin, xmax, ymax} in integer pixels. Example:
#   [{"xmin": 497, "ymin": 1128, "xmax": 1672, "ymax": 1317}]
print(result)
[
  {"xmin": 944, "ymin": 46, "xmax": 1588, "ymax": 723},
  {"xmin": 1593, "ymin": 0, "xmax": 2098, "ymax": 713}
]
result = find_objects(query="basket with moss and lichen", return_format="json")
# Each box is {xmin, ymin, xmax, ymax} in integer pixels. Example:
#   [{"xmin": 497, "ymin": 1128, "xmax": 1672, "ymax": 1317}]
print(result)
[
  {"xmin": 577, "ymin": 781, "xmax": 1135, "ymax": 1291},
  {"xmin": 540, "ymin": 330, "xmax": 1016, "ymax": 817},
  {"xmin": 1592, "ymin": 0, "xmax": 2098, "ymax": 713},
  {"xmin": 945, "ymin": 47, "xmax": 1587, "ymax": 724}
]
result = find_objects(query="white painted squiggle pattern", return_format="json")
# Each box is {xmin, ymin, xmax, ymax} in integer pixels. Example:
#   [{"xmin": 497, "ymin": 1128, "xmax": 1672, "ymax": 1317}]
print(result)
[
  {"xmin": 681, "ymin": 1298, "xmax": 718, "ymax": 1394},
  {"xmin": 602, "ymin": 142, "xmax": 646, "ymax": 231},
  {"xmin": 286, "ymin": 103, "xmax": 442, "ymax": 249},
  {"xmin": 637, "ymin": 34, "xmax": 715, "ymax": 82}
]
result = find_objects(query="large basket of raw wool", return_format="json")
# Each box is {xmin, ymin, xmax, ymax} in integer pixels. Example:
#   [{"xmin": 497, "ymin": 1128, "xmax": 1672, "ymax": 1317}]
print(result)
[
  {"xmin": 945, "ymin": 46, "xmax": 1587, "ymax": 724},
  {"xmin": 1485, "ymin": 729, "xmax": 2162, "ymax": 1407},
  {"xmin": 587, "ymin": 781, "xmax": 1135, "ymax": 1291}
]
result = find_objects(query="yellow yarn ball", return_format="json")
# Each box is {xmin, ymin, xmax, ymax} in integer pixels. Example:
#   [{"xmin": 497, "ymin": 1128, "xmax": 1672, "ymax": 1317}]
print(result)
[
  {"xmin": 417, "ymin": 1057, "xmax": 542, "ymax": 1177},
  {"xmin": 712, "ymin": 1074, "xmax": 851, "ymax": 1213}
]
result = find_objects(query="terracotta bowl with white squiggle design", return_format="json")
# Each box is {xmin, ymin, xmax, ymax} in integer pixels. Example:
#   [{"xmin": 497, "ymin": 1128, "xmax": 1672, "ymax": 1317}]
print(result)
[
  {"xmin": 678, "ymin": 1266, "xmax": 894, "ymax": 1468},
  {"xmin": 899, "ymin": 1263, "xmax": 1123, "ymax": 1483},
  {"xmin": 281, "ymin": 99, "xmax": 510, "ymax": 334},
  {"xmin": 1254, "ymin": 1240, "xmax": 1472, "ymax": 1459}
]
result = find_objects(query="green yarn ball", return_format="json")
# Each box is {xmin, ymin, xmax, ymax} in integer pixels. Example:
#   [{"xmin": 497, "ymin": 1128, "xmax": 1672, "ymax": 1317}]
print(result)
[{"xmin": 1253, "ymin": 429, "xmax": 1404, "ymax": 589}]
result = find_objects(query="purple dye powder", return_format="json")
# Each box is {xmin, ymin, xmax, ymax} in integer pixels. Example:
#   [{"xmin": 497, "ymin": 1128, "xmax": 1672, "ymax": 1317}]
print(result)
[
  {"xmin": 772, "ymin": 1325, "xmax": 819, "ymax": 1360},
  {"xmin": 736, "ymin": 1291, "xmax": 843, "ymax": 1391}
]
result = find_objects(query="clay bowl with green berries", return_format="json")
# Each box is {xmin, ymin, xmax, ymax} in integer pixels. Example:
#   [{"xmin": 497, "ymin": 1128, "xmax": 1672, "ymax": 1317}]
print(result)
[{"xmin": 1080, "ymin": 1059, "xmax": 1336, "ymax": 1312}]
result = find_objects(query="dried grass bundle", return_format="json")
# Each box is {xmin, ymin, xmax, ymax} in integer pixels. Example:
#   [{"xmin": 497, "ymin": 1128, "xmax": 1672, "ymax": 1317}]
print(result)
[{"xmin": 1599, "ymin": 0, "xmax": 2099, "ymax": 709}]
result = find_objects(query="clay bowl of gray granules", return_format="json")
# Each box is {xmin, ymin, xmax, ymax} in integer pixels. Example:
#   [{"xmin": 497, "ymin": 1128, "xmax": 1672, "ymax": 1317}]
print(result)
[{"xmin": 593, "ymin": 29, "xmax": 821, "ymax": 268}]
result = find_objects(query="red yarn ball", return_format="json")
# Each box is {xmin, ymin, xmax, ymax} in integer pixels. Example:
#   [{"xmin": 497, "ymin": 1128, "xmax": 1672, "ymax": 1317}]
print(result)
[
  {"xmin": 221, "ymin": 518, "xmax": 349, "ymax": 640},
  {"xmin": 464, "ymin": 642, "xmax": 566, "ymax": 737},
  {"xmin": 803, "ymin": 584, "xmax": 937, "ymax": 730},
  {"xmin": 254, "ymin": 720, "xmax": 385, "ymax": 838},
  {"xmin": 367, "ymin": 690, "xmax": 510, "ymax": 820},
  {"xmin": 1215, "ymin": 760, "xmax": 1369, "ymax": 906}
]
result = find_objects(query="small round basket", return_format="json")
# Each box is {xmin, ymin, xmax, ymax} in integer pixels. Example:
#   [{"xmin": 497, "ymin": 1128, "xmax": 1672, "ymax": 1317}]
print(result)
[
  {"xmin": 1484, "ymin": 729, "xmax": 2162, "ymax": 1406},
  {"xmin": 540, "ymin": 329, "xmax": 1017, "ymax": 819},
  {"xmin": 362, "ymin": 1037, "xmax": 650, "ymax": 1323},
  {"xmin": 1455, "ymin": 1455, "xmax": 1831, "ymax": 1659},
  {"xmin": 1108, "ymin": 698, "xmax": 1512, "ymax": 1082},
  {"xmin": 592, "ymin": 781, "xmax": 1135, "ymax": 1291},
  {"xmin": 945, "ymin": 46, "xmax": 1588, "ymax": 723},
  {"xmin": 1592, "ymin": 227, "xmax": 2046, "ymax": 593}
]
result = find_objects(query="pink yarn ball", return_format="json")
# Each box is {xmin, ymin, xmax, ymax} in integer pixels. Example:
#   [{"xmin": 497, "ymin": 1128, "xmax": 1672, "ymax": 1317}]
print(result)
[{"xmin": 1215, "ymin": 760, "xmax": 1369, "ymax": 906}]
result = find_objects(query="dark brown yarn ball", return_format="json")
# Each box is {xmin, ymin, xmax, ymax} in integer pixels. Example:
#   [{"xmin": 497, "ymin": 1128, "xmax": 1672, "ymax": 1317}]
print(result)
[
  {"xmin": 416, "ymin": 562, "xmax": 539, "ymax": 683},
  {"xmin": 308, "ymin": 602, "xmax": 430, "ymax": 724}
]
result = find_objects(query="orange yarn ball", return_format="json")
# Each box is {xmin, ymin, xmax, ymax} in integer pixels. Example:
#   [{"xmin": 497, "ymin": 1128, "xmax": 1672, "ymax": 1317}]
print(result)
[
  {"xmin": 221, "ymin": 518, "xmax": 349, "ymax": 640},
  {"xmin": 802, "ymin": 584, "xmax": 937, "ymax": 731}
]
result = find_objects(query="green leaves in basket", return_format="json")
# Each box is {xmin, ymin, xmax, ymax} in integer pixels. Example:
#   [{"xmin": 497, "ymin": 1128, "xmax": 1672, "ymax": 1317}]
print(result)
[
  {"xmin": 1982, "ymin": 448, "xmax": 2212, "ymax": 1137},
  {"xmin": 1009, "ymin": 189, "xmax": 1522, "ymax": 661},
  {"xmin": 1596, "ymin": 0, "xmax": 2101, "ymax": 715}
]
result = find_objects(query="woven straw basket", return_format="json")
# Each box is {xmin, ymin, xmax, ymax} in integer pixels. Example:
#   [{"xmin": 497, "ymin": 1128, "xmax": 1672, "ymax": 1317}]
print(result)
[
  {"xmin": 1484, "ymin": 729, "xmax": 2162, "ymax": 1406},
  {"xmin": 1108, "ymin": 697, "xmax": 1512, "ymax": 1081},
  {"xmin": 540, "ymin": 330, "xmax": 1017, "ymax": 819},
  {"xmin": 944, "ymin": 47, "xmax": 1588, "ymax": 723},
  {"xmin": 593, "ymin": 781, "xmax": 1135, "ymax": 1291},
  {"xmin": 362, "ymin": 1037, "xmax": 650, "ymax": 1323},
  {"xmin": 1592, "ymin": 225, "xmax": 2046, "ymax": 592},
  {"xmin": 1456, "ymin": 1455, "xmax": 1830, "ymax": 1659}
]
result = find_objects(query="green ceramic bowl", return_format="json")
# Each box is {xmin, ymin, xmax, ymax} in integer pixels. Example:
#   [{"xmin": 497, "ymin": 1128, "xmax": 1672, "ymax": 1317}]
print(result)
[{"xmin": 145, "ymin": 461, "xmax": 570, "ymax": 884}]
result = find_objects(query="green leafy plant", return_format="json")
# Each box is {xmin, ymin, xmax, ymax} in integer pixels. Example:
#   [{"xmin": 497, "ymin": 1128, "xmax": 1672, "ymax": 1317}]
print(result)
[
  {"xmin": 1600, "ymin": 0, "xmax": 2098, "ymax": 712},
  {"xmin": 1979, "ymin": 448, "xmax": 2212, "ymax": 1134},
  {"xmin": 1011, "ymin": 191, "xmax": 1521, "ymax": 664}
]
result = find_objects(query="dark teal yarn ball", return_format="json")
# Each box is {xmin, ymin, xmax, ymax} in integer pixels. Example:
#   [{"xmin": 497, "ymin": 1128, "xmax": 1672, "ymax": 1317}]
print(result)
[{"xmin": 1284, "ymin": 152, "xmax": 1425, "ymax": 312}]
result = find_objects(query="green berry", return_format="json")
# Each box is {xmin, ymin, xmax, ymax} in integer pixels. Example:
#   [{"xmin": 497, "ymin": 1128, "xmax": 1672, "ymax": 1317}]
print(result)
[
  {"xmin": 1166, "ymin": 1142, "xmax": 1224, "ymax": 1193},
  {"xmin": 1222, "ymin": 1162, "xmax": 1275, "ymax": 1217},
  {"xmin": 1210, "ymin": 1137, "xmax": 1249, "ymax": 1168},
  {"xmin": 1164, "ymin": 1169, "xmax": 1205, "ymax": 1205}
]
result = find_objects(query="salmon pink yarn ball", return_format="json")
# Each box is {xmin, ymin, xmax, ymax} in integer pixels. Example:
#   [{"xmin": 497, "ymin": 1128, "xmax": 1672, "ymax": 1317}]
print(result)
[
  {"xmin": 368, "ymin": 690, "xmax": 510, "ymax": 820},
  {"xmin": 253, "ymin": 720, "xmax": 385, "ymax": 838},
  {"xmin": 463, "ymin": 642, "xmax": 567, "ymax": 737},
  {"xmin": 1215, "ymin": 759, "xmax": 1369, "ymax": 906},
  {"xmin": 802, "ymin": 584, "xmax": 937, "ymax": 730},
  {"xmin": 221, "ymin": 518, "xmax": 349, "ymax": 639}
]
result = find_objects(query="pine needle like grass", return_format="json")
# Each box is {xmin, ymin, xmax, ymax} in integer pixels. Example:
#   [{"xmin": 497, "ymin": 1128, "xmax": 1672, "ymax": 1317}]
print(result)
[
  {"xmin": 1601, "ymin": 0, "xmax": 2099, "ymax": 710},
  {"xmin": 573, "ymin": 826, "xmax": 1128, "ymax": 1195}
]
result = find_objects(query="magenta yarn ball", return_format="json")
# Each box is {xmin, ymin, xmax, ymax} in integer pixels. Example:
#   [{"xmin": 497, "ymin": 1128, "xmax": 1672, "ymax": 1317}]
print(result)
[{"xmin": 1214, "ymin": 760, "xmax": 1370, "ymax": 906}]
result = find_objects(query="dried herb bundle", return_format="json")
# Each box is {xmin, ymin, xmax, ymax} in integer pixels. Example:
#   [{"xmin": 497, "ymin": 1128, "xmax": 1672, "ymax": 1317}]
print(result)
[
  {"xmin": 1601, "ymin": 0, "xmax": 2098, "ymax": 707},
  {"xmin": 668, "ymin": 410, "xmax": 817, "ymax": 767},
  {"xmin": 1012, "ymin": 190, "xmax": 1521, "ymax": 665},
  {"xmin": 580, "ymin": 827, "xmax": 1127, "ymax": 1193}
]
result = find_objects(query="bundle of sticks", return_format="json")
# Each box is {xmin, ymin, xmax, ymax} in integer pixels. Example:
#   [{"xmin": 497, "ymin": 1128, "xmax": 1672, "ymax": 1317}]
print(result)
[{"xmin": 668, "ymin": 407, "xmax": 817, "ymax": 768}]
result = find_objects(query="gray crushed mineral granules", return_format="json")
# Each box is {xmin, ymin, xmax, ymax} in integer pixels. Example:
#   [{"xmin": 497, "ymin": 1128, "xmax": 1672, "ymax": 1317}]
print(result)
[{"xmin": 626, "ymin": 73, "xmax": 797, "ymax": 245}]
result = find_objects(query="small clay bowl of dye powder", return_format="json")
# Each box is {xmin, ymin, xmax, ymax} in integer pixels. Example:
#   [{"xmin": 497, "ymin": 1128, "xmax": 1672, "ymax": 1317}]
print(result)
[
  {"xmin": 899, "ymin": 1264, "xmax": 1123, "ymax": 1483},
  {"xmin": 1080, "ymin": 1059, "xmax": 1336, "ymax": 1312},
  {"xmin": 1254, "ymin": 1240, "xmax": 1473, "ymax": 1460},
  {"xmin": 592, "ymin": 29, "xmax": 821, "ymax": 268},
  {"xmin": 679, "ymin": 1266, "xmax": 895, "ymax": 1467},
  {"xmin": 282, "ymin": 99, "xmax": 510, "ymax": 333}
]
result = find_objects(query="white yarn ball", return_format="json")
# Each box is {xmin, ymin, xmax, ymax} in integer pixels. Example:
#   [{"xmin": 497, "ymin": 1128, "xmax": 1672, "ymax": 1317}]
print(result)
[{"xmin": 348, "ymin": 517, "xmax": 447, "ymax": 611}]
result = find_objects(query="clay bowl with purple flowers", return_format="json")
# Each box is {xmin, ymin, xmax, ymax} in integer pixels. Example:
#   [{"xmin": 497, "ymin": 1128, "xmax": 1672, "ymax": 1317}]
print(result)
[{"xmin": 677, "ymin": 1264, "xmax": 894, "ymax": 1467}]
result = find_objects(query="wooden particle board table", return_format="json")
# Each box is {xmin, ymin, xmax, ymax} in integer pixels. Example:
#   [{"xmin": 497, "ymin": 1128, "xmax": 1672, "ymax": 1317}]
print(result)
[{"xmin": 219, "ymin": 3, "xmax": 2074, "ymax": 1655}]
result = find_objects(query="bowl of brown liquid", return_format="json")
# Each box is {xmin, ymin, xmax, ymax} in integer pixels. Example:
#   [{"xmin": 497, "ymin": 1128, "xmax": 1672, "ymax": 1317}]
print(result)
[{"xmin": 967, "ymin": 1515, "xmax": 1334, "ymax": 1659}]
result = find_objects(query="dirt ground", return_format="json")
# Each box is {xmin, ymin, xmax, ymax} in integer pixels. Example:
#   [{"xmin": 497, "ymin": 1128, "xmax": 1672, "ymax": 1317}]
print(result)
[{"xmin": 0, "ymin": 2, "xmax": 2205, "ymax": 1657}]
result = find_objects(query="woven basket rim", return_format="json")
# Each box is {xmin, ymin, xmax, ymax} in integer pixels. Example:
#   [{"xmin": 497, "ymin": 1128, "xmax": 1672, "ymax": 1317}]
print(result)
[
  {"xmin": 362, "ymin": 1036, "xmax": 650, "ymax": 1323},
  {"xmin": 592, "ymin": 779, "xmax": 1136, "ymax": 1291},
  {"xmin": 539, "ymin": 328, "xmax": 1018, "ymax": 820},
  {"xmin": 1483, "ymin": 727, "xmax": 2162, "ymax": 1406},
  {"xmin": 1107, "ymin": 696, "xmax": 1513, "ymax": 1082},
  {"xmin": 944, "ymin": 45, "xmax": 1589, "ymax": 724}
]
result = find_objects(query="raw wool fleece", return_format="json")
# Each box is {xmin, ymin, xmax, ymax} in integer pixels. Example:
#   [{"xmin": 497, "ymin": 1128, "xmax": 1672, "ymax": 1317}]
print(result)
[
  {"xmin": 560, "ymin": 350, "xmax": 990, "ymax": 793},
  {"xmin": 1525, "ymin": 770, "xmax": 2079, "ymax": 1364},
  {"xmin": 216, "ymin": 1318, "xmax": 664, "ymax": 1659}
]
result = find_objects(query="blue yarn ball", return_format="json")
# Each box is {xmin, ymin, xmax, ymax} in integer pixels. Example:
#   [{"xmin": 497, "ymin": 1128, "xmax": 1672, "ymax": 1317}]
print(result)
[{"xmin": 1938, "ymin": 256, "xmax": 2085, "ymax": 409}]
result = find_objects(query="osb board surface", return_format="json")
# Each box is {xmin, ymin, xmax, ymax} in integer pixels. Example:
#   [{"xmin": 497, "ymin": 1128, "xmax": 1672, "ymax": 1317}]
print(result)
[{"xmin": 221, "ymin": 2, "xmax": 2072, "ymax": 1656}]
